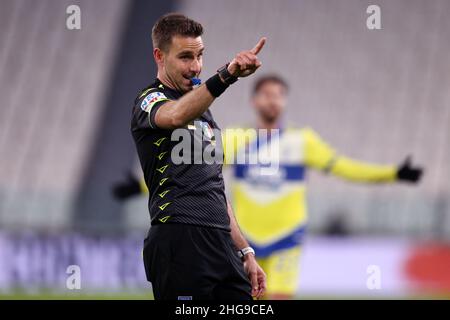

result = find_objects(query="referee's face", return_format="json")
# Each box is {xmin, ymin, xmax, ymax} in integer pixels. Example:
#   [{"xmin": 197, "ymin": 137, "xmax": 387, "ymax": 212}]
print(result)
[
  {"xmin": 161, "ymin": 35, "xmax": 204, "ymax": 93},
  {"xmin": 252, "ymin": 82, "xmax": 287, "ymax": 123}
]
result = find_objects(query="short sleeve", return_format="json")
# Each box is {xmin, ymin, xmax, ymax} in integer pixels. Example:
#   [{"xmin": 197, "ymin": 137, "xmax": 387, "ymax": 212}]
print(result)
[{"xmin": 132, "ymin": 88, "xmax": 171, "ymax": 130}]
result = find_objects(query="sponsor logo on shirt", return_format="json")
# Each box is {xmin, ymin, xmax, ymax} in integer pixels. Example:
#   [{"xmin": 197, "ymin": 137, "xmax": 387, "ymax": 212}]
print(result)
[{"xmin": 140, "ymin": 91, "xmax": 168, "ymax": 112}]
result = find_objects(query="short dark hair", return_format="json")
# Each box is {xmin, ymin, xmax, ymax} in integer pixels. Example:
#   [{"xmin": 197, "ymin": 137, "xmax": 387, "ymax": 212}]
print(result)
[
  {"xmin": 253, "ymin": 75, "xmax": 289, "ymax": 95},
  {"xmin": 152, "ymin": 13, "xmax": 203, "ymax": 52}
]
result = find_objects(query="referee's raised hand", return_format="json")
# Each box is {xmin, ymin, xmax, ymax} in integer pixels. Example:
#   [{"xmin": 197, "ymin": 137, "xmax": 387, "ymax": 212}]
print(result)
[{"xmin": 228, "ymin": 37, "xmax": 266, "ymax": 78}]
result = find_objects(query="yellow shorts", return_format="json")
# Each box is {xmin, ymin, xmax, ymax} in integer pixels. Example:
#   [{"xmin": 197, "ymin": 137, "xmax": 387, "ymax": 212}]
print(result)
[{"xmin": 256, "ymin": 245, "xmax": 302, "ymax": 296}]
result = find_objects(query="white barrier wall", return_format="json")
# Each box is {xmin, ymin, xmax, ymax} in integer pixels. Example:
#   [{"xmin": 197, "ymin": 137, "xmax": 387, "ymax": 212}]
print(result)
[{"xmin": 0, "ymin": 232, "xmax": 449, "ymax": 297}]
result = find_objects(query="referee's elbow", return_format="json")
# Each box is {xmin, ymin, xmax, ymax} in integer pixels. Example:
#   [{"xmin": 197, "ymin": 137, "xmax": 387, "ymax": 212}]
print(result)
[
  {"xmin": 155, "ymin": 108, "xmax": 187, "ymax": 129},
  {"xmin": 170, "ymin": 115, "xmax": 188, "ymax": 129}
]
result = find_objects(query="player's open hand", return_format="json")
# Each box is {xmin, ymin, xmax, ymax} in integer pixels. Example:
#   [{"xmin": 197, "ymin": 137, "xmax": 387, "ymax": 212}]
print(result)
[
  {"xmin": 243, "ymin": 254, "xmax": 266, "ymax": 299},
  {"xmin": 228, "ymin": 37, "xmax": 266, "ymax": 78}
]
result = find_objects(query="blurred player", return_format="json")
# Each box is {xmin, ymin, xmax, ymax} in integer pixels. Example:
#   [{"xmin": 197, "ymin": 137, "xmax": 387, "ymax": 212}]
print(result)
[
  {"xmin": 118, "ymin": 73, "xmax": 423, "ymax": 299},
  {"xmin": 220, "ymin": 75, "xmax": 422, "ymax": 299}
]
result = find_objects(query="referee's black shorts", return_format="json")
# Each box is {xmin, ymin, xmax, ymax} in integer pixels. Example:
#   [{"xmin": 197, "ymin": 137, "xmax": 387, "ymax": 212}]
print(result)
[{"xmin": 143, "ymin": 223, "xmax": 253, "ymax": 300}]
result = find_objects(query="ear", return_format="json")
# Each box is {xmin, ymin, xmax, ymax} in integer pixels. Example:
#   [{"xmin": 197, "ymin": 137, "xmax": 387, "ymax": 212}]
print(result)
[{"xmin": 153, "ymin": 48, "xmax": 164, "ymax": 66}]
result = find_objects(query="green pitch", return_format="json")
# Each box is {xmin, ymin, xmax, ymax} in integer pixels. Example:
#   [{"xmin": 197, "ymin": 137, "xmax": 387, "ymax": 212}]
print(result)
[{"xmin": 0, "ymin": 292, "xmax": 447, "ymax": 300}]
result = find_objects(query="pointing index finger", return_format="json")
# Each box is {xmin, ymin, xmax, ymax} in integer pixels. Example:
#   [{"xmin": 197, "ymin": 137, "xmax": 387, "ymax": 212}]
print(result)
[{"xmin": 250, "ymin": 37, "xmax": 266, "ymax": 55}]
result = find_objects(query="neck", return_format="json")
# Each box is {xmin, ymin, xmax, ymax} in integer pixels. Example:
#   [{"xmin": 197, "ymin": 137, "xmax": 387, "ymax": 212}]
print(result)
[
  {"xmin": 257, "ymin": 117, "xmax": 281, "ymax": 131},
  {"xmin": 157, "ymin": 71, "xmax": 180, "ymax": 93}
]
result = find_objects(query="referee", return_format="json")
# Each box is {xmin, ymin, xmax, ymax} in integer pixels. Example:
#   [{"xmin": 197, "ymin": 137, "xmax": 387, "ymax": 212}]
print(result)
[{"xmin": 131, "ymin": 13, "xmax": 266, "ymax": 300}]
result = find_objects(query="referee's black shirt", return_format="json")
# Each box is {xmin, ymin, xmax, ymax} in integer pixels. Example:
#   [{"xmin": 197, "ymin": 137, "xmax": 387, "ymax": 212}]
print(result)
[{"xmin": 131, "ymin": 79, "xmax": 230, "ymax": 231}]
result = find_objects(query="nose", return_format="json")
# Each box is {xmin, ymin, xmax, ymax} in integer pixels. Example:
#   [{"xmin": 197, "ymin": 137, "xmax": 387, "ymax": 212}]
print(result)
[{"xmin": 190, "ymin": 58, "xmax": 201, "ymax": 74}]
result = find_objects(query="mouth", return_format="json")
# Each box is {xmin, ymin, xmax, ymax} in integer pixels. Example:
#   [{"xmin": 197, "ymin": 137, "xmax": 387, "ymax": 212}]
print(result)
[{"xmin": 182, "ymin": 74, "xmax": 197, "ymax": 85}]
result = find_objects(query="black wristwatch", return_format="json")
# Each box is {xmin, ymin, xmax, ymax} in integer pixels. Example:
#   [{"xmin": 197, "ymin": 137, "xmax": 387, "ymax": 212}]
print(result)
[{"xmin": 217, "ymin": 63, "xmax": 238, "ymax": 85}]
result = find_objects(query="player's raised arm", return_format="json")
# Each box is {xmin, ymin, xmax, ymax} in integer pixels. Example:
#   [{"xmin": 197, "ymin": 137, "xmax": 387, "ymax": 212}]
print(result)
[
  {"xmin": 303, "ymin": 128, "xmax": 424, "ymax": 183},
  {"xmin": 154, "ymin": 37, "xmax": 267, "ymax": 130}
]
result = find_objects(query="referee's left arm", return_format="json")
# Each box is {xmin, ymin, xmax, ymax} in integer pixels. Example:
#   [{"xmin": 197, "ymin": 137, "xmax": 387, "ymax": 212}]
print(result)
[
  {"xmin": 226, "ymin": 198, "xmax": 266, "ymax": 299},
  {"xmin": 226, "ymin": 198, "xmax": 250, "ymax": 251}
]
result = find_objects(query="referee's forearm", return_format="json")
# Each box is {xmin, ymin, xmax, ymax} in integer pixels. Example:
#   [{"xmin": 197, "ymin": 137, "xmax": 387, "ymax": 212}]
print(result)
[
  {"xmin": 227, "ymin": 199, "xmax": 249, "ymax": 250},
  {"xmin": 155, "ymin": 85, "xmax": 215, "ymax": 129}
]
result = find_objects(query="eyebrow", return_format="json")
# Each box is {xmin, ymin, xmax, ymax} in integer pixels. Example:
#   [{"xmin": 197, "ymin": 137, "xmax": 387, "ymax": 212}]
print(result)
[{"xmin": 178, "ymin": 48, "xmax": 204, "ymax": 56}]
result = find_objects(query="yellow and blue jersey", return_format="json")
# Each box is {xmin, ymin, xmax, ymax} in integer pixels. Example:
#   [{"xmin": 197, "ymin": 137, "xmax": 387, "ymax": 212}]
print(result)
[{"xmin": 222, "ymin": 126, "xmax": 397, "ymax": 258}]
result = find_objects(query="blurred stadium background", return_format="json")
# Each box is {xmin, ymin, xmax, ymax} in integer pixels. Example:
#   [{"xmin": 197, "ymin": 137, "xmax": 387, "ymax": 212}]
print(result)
[{"xmin": 0, "ymin": 0, "xmax": 449, "ymax": 299}]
